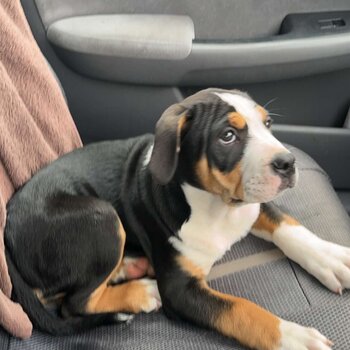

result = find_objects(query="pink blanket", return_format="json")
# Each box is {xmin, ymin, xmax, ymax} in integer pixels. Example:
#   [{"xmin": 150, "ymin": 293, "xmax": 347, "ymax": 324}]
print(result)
[{"xmin": 0, "ymin": 0, "xmax": 82, "ymax": 338}]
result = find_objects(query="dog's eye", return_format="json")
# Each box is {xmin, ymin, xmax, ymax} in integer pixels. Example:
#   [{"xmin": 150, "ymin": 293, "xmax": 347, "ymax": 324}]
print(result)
[
  {"xmin": 265, "ymin": 117, "xmax": 273, "ymax": 129},
  {"xmin": 219, "ymin": 128, "xmax": 237, "ymax": 144}
]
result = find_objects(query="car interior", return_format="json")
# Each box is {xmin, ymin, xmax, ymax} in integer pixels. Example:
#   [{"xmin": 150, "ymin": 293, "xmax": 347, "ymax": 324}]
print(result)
[{"xmin": 1, "ymin": 0, "xmax": 350, "ymax": 349}]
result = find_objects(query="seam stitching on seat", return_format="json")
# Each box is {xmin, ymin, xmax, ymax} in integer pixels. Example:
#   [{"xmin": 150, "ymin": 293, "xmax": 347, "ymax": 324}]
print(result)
[{"xmin": 288, "ymin": 260, "xmax": 311, "ymax": 307}]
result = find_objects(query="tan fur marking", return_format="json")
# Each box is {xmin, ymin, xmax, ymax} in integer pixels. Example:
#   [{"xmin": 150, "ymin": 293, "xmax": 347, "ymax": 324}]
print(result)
[
  {"xmin": 112, "ymin": 218, "xmax": 126, "ymax": 276},
  {"xmin": 176, "ymin": 115, "xmax": 187, "ymax": 152},
  {"xmin": 228, "ymin": 112, "xmax": 246, "ymax": 129},
  {"xmin": 177, "ymin": 256, "xmax": 281, "ymax": 350},
  {"xmin": 253, "ymin": 212, "xmax": 301, "ymax": 235},
  {"xmin": 34, "ymin": 290, "xmax": 65, "ymax": 306},
  {"xmin": 256, "ymin": 105, "xmax": 268, "ymax": 122},
  {"xmin": 109, "ymin": 259, "xmax": 125, "ymax": 282},
  {"xmin": 86, "ymin": 279, "xmax": 151, "ymax": 314},
  {"xmin": 177, "ymin": 255, "xmax": 205, "ymax": 279},
  {"xmin": 212, "ymin": 292, "xmax": 281, "ymax": 350},
  {"xmin": 284, "ymin": 215, "xmax": 300, "ymax": 226},
  {"xmin": 177, "ymin": 115, "xmax": 187, "ymax": 131},
  {"xmin": 212, "ymin": 162, "xmax": 244, "ymax": 200},
  {"xmin": 196, "ymin": 158, "xmax": 244, "ymax": 203},
  {"xmin": 34, "ymin": 289, "xmax": 46, "ymax": 304},
  {"xmin": 253, "ymin": 212, "xmax": 279, "ymax": 234},
  {"xmin": 195, "ymin": 157, "xmax": 224, "ymax": 195}
]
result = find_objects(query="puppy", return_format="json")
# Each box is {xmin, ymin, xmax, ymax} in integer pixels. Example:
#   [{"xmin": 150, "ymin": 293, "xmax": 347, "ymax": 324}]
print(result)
[{"xmin": 6, "ymin": 88, "xmax": 349, "ymax": 350}]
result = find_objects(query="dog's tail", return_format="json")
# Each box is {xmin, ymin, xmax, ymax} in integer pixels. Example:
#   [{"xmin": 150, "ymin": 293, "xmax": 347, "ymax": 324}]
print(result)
[{"xmin": 5, "ymin": 250, "xmax": 132, "ymax": 335}]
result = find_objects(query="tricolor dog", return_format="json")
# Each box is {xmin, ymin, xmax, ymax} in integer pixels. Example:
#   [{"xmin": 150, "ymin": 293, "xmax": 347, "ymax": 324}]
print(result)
[{"xmin": 5, "ymin": 89, "xmax": 350, "ymax": 350}]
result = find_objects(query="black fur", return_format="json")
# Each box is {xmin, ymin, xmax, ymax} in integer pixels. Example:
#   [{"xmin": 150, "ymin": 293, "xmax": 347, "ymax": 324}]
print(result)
[
  {"xmin": 4, "ymin": 89, "xmax": 252, "ymax": 335},
  {"xmin": 6, "ymin": 250, "xmax": 120, "ymax": 335},
  {"xmin": 260, "ymin": 202, "xmax": 284, "ymax": 224},
  {"xmin": 5, "ymin": 135, "xmax": 195, "ymax": 334}
]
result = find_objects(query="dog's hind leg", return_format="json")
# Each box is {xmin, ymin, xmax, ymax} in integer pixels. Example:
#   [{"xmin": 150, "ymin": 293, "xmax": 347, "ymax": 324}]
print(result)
[
  {"xmin": 58, "ymin": 201, "xmax": 160, "ymax": 317},
  {"xmin": 85, "ymin": 237, "xmax": 160, "ymax": 315},
  {"xmin": 84, "ymin": 278, "xmax": 161, "ymax": 315}
]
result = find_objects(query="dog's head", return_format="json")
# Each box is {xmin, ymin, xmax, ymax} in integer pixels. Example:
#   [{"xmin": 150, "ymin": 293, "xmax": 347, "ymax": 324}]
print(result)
[{"xmin": 149, "ymin": 88, "xmax": 297, "ymax": 204}]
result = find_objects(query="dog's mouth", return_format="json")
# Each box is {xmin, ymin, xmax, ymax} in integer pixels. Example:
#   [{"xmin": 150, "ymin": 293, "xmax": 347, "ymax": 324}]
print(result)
[
  {"xmin": 219, "ymin": 168, "xmax": 298, "ymax": 206},
  {"xmin": 229, "ymin": 198, "xmax": 243, "ymax": 205},
  {"xmin": 220, "ymin": 190, "xmax": 244, "ymax": 206},
  {"xmin": 279, "ymin": 171, "xmax": 298, "ymax": 192},
  {"xmin": 220, "ymin": 192, "xmax": 244, "ymax": 206}
]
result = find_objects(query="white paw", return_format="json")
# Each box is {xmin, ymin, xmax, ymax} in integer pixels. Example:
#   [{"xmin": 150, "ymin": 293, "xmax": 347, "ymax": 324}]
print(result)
[
  {"xmin": 114, "ymin": 313, "xmax": 134, "ymax": 323},
  {"xmin": 279, "ymin": 320, "xmax": 333, "ymax": 350},
  {"xmin": 274, "ymin": 225, "xmax": 350, "ymax": 294},
  {"xmin": 139, "ymin": 278, "xmax": 162, "ymax": 313},
  {"xmin": 302, "ymin": 240, "xmax": 350, "ymax": 294}
]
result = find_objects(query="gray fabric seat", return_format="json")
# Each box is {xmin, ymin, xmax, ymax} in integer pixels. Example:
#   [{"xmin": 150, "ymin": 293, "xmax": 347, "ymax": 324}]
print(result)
[{"xmin": 3, "ymin": 146, "xmax": 350, "ymax": 349}]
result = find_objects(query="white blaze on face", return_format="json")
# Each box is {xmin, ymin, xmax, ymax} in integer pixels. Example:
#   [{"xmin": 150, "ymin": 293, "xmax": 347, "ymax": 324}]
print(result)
[{"xmin": 215, "ymin": 92, "xmax": 291, "ymax": 203}]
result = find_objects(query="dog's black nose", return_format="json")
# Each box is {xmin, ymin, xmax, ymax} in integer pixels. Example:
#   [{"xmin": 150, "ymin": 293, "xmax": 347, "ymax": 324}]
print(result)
[{"xmin": 271, "ymin": 153, "xmax": 296, "ymax": 177}]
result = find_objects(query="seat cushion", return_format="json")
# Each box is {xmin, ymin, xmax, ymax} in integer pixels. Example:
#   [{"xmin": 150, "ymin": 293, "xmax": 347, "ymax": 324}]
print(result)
[{"xmin": 4, "ymin": 146, "xmax": 350, "ymax": 350}]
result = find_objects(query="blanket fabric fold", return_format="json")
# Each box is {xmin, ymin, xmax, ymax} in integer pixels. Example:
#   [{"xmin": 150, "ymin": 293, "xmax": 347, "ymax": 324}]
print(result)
[{"xmin": 0, "ymin": 0, "xmax": 82, "ymax": 339}]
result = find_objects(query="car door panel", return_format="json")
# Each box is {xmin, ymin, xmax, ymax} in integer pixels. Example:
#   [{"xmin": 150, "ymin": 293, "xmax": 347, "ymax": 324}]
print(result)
[{"xmin": 22, "ymin": 0, "xmax": 350, "ymax": 191}]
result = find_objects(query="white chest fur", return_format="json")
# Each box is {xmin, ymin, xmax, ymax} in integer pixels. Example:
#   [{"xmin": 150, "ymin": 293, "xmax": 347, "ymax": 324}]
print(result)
[{"xmin": 169, "ymin": 184, "xmax": 260, "ymax": 274}]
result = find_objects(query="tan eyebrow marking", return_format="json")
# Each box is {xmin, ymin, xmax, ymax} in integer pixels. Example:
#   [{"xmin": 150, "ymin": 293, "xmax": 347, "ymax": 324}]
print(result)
[{"xmin": 228, "ymin": 112, "xmax": 246, "ymax": 129}]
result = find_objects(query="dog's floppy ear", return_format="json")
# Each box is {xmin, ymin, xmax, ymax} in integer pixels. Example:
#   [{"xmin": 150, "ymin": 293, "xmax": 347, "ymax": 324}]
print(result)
[{"xmin": 149, "ymin": 103, "xmax": 188, "ymax": 185}]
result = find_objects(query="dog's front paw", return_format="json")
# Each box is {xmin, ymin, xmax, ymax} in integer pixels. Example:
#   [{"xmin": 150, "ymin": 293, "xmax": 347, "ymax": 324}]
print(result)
[
  {"xmin": 279, "ymin": 320, "xmax": 332, "ymax": 350},
  {"xmin": 303, "ymin": 241, "xmax": 350, "ymax": 294},
  {"xmin": 275, "ymin": 226, "xmax": 350, "ymax": 294}
]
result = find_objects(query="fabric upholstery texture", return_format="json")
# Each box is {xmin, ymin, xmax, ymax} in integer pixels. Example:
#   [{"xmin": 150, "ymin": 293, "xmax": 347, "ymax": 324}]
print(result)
[
  {"xmin": 6, "ymin": 148, "xmax": 350, "ymax": 349},
  {"xmin": 0, "ymin": 0, "xmax": 82, "ymax": 339},
  {"xmin": 2, "ymin": 2, "xmax": 350, "ymax": 346}
]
